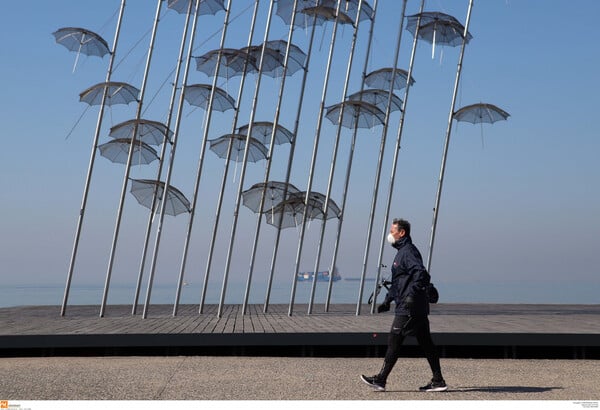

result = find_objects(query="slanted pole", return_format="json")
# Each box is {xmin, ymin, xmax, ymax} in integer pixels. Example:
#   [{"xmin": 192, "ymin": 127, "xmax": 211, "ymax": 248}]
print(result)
[
  {"xmin": 368, "ymin": 0, "xmax": 425, "ymax": 314},
  {"xmin": 308, "ymin": 0, "xmax": 368, "ymax": 314},
  {"xmin": 426, "ymin": 0, "xmax": 474, "ymax": 273},
  {"xmin": 142, "ymin": 0, "xmax": 203, "ymax": 319},
  {"xmin": 288, "ymin": 0, "xmax": 344, "ymax": 316},
  {"xmin": 199, "ymin": 0, "xmax": 261, "ymax": 315},
  {"xmin": 218, "ymin": 0, "xmax": 277, "ymax": 318},
  {"xmin": 325, "ymin": 0, "xmax": 381, "ymax": 312},
  {"xmin": 173, "ymin": 1, "xmax": 233, "ymax": 317},
  {"xmin": 61, "ymin": 0, "xmax": 126, "ymax": 317}
]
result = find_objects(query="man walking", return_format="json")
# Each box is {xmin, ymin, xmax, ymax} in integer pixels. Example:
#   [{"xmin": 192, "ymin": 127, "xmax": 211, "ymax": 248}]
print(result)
[{"xmin": 361, "ymin": 218, "xmax": 447, "ymax": 392}]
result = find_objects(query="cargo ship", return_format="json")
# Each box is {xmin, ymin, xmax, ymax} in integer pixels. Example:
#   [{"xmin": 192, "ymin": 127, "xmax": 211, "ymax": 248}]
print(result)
[{"xmin": 296, "ymin": 268, "xmax": 341, "ymax": 282}]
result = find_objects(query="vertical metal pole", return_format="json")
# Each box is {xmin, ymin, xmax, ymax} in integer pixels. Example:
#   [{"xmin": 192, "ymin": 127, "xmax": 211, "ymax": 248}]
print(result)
[
  {"xmin": 133, "ymin": 2, "xmax": 193, "ymax": 315},
  {"xmin": 173, "ymin": 1, "xmax": 233, "ymax": 317},
  {"xmin": 142, "ymin": 0, "xmax": 202, "ymax": 319},
  {"xmin": 242, "ymin": 0, "xmax": 299, "ymax": 315},
  {"xmin": 61, "ymin": 0, "xmax": 126, "ymax": 317},
  {"xmin": 307, "ymin": 0, "xmax": 367, "ymax": 314},
  {"xmin": 288, "ymin": 0, "xmax": 343, "ymax": 316},
  {"xmin": 325, "ymin": 0, "xmax": 380, "ymax": 312},
  {"xmin": 263, "ymin": 5, "xmax": 319, "ymax": 313},
  {"xmin": 354, "ymin": 0, "xmax": 407, "ymax": 314},
  {"xmin": 199, "ymin": 0, "xmax": 261, "ymax": 314},
  {"xmin": 368, "ymin": 0, "xmax": 425, "ymax": 314},
  {"xmin": 100, "ymin": 0, "xmax": 164, "ymax": 317},
  {"xmin": 218, "ymin": 0, "xmax": 276, "ymax": 318},
  {"xmin": 426, "ymin": 0, "xmax": 474, "ymax": 273}
]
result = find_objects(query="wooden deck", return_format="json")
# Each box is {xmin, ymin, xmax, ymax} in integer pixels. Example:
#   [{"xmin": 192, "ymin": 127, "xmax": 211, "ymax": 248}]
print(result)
[{"xmin": 1, "ymin": 303, "xmax": 599, "ymax": 358}]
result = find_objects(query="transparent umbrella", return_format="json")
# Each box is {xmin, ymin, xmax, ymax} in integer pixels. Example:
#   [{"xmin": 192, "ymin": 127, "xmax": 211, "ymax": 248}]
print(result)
[
  {"xmin": 109, "ymin": 119, "xmax": 172, "ymax": 146},
  {"xmin": 237, "ymin": 121, "xmax": 294, "ymax": 146},
  {"xmin": 130, "ymin": 179, "xmax": 191, "ymax": 216},
  {"xmin": 453, "ymin": 103, "xmax": 510, "ymax": 124},
  {"xmin": 53, "ymin": 27, "xmax": 109, "ymax": 71},
  {"xmin": 264, "ymin": 40, "xmax": 307, "ymax": 76},
  {"xmin": 167, "ymin": 0, "xmax": 225, "ymax": 15},
  {"xmin": 347, "ymin": 89, "xmax": 403, "ymax": 113},
  {"xmin": 195, "ymin": 48, "xmax": 257, "ymax": 79},
  {"xmin": 79, "ymin": 81, "xmax": 139, "ymax": 106},
  {"xmin": 98, "ymin": 138, "xmax": 159, "ymax": 165},
  {"xmin": 406, "ymin": 12, "xmax": 472, "ymax": 58},
  {"xmin": 325, "ymin": 100, "xmax": 386, "ymax": 129},
  {"xmin": 265, "ymin": 191, "xmax": 340, "ymax": 229},
  {"xmin": 365, "ymin": 67, "xmax": 415, "ymax": 91},
  {"xmin": 209, "ymin": 134, "xmax": 268, "ymax": 163},
  {"xmin": 184, "ymin": 84, "xmax": 236, "ymax": 112},
  {"xmin": 242, "ymin": 181, "xmax": 299, "ymax": 213}
]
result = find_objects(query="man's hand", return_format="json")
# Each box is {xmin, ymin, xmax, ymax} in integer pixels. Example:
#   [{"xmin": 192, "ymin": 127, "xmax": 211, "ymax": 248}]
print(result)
[{"xmin": 377, "ymin": 301, "xmax": 391, "ymax": 313}]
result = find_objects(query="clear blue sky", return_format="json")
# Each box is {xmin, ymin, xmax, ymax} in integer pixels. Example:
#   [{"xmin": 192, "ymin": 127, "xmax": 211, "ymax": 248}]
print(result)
[{"xmin": 1, "ymin": 1, "xmax": 598, "ymax": 305}]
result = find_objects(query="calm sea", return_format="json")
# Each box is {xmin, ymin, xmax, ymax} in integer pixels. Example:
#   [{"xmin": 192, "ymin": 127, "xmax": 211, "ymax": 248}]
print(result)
[{"xmin": 2, "ymin": 278, "xmax": 597, "ymax": 308}]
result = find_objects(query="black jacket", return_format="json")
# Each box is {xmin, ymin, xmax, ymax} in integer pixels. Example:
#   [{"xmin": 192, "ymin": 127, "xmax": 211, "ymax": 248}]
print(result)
[{"xmin": 383, "ymin": 235, "xmax": 431, "ymax": 316}]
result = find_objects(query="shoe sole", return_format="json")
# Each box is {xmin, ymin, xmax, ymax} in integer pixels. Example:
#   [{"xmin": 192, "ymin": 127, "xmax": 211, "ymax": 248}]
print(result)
[
  {"xmin": 360, "ymin": 375, "xmax": 386, "ymax": 391},
  {"xmin": 421, "ymin": 386, "xmax": 448, "ymax": 392}
]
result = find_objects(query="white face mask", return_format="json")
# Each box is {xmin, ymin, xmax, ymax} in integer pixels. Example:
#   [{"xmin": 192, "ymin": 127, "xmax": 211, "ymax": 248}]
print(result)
[{"xmin": 387, "ymin": 233, "xmax": 396, "ymax": 245}]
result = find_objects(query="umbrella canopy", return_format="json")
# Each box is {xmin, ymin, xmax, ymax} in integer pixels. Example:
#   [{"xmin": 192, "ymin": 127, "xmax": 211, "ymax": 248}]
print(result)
[
  {"xmin": 98, "ymin": 138, "xmax": 159, "ymax": 165},
  {"xmin": 79, "ymin": 81, "xmax": 140, "ymax": 106},
  {"xmin": 275, "ymin": 0, "xmax": 336, "ymax": 27},
  {"xmin": 325, "ymin": 100, "xmax": 386, "ymax": 129},
  {"xmin": 238, "ymin": 121, "xmax": 294, "ymax": 146},
  {"xmin": 289, "ymin": 191, "xmax": 341, "ymax": 219},
  {"xmin": 109, "ymin": 119, "xmax": 172, "ymax": 146},
  {"xmin": 347, "ymin": 89, "xmax": 403, "ymax": 113},
  {"xmin": 364, "ymin": 67, "xmax": 415, "ymax": 91},
  {"xmin": 53, "ymin": 27, "xmax": 110, "ymax": 58},
  {"xmin": 195, "ymin": 48, "xmax": 257, "ymax": 79},
  {"xmin": 209, "ymin": 134, "xmax": 268, "ymax": 163},
  {"xmin": 242, "ymin": 181, "xmax": 300, "ymax": 213},
  {"xmin": 266, "ymin": 191, "xmax": 340, "ymax": 229},
  {"xmin": 130, "ymin": 179, "xmax": 191, "ymax": 216},
  {"xmin": 406, "ymin": 11, "xmax": 461, "ymax": 33},
  {"xmin": 167, "ymin": 0, "xmax": 225, "ymax": 15},
  {"xmin": 453, "ymin": 103, "xmax": 510, "ymax": 124},
  {"xmin": 240, "ymin": 45, "xmax": 286, "ymax": 78},
  {"xmin": 264, "ymin": 40, "xmax": 307, "ymax": 76},
  {"xmin": 184, "ymin": 84, "xmax": 236, "ymax": 112}
]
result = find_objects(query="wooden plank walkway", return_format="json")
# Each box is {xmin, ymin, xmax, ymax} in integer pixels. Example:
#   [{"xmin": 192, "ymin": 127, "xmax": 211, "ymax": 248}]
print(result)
[{"xmin": 1, "ymin": 304, "xmax": 599, "ymax": 357}]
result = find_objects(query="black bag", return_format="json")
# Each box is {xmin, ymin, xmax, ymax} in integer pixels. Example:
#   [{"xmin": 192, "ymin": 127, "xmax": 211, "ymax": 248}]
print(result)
[{"xmin": 426, "ymin": 283, "xmax": 439, "ymax": 304}]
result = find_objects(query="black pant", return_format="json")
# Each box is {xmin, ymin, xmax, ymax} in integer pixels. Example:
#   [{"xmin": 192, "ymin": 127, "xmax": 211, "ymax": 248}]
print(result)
[{"xmin": 380, "ymin": 315, "xmax": 443, "ymax": 381}]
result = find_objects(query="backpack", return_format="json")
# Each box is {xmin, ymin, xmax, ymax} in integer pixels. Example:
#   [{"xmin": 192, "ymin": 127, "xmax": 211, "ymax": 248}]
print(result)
[{"xmin": 426, "ymin": 283, "xmax": 439, "ymax": 304}]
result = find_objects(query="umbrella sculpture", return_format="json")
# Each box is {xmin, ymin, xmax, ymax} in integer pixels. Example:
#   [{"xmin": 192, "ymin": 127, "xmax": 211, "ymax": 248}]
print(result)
[
  {"xmin": 265, "ymin": 191, "xmax": 341, "ymax": 229},
  {"xmin": 166, "ymin": 0, "xmax": 225, "ymax": 15},
  {"xmin": 406, "ymin": 11, "xmax": 472, "ymax": 58},
  {"xmin": 209, "ymin": 134, "xmax": 268, "ymax": 163},
  {"xmin": 79, "ymin": 81, "xmax": 140, "ymax": 106},
  {"xmin": 53, "ymin": 27, "xmax": 110, "ymax": 71},
  {"xmin": 325, "ymin": 100, "xmax": 387, "ymax": 129},
  {"xmin": 364, "ymin": 67, "xmax": 415, "ymax": 91},
  {"xmin": 240, "ymin": 45, "xmax": 286, "ymax": 78},
  {"xmin": 237, "ymin": 121, "xmax": 294, "ymax": 146},
  {"xmin": 130, "ymin": 179, "xmax": 191, "ymax": 216},
  {"xmin": 453, "ymin": 102, "xmax": 510, "ymax": 124},
  {"xmin": 98, "ymin": 138, "xmax": 159, "ymax": 165},
  {"xmin": 347, "ymin": 89, "xmax": 403, "ymax": 113},
  {"xmin": 242, "ymin": 181, "xmax": 300, "ymax": 213},
  {"xmin": 264, "ymin": 40, "xmax": 307, "ymax": 76},
  {"xmin": 184, "ymin": 84, "xmax": 236, "ymax": 112},
  {"xmin": 109, "ymin": 119, "xmax": 172, "ymax": 146},
  {"xmin": 275, "ymin": 0, "xmax": 370, "ymax": 27},
  {"xmin": 275, "ymin": 0, "xmax": 338, "ymax": 27},
  {"xmin": 195, "ymin": 48, "xmax": 258, "ymax": 79},
  {"xmin": 291, "ymin": 190, "xmax": 341, "ymax": 218}
]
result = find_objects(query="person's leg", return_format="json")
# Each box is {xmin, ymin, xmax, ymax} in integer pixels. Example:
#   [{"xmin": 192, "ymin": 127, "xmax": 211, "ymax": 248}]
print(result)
[
  {"xmin": 361, "ymin": 315, "xmax": 408, "ymax": 390},
  {"xmin": 414, "ymin": 317, "xmax": 447, "ymax": 391}
]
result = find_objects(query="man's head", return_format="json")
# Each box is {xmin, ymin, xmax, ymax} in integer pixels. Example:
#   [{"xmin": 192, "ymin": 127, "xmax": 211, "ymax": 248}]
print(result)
[{"xmin": 389, "ymin": 218, "xmax": 411, "ymax": 242}]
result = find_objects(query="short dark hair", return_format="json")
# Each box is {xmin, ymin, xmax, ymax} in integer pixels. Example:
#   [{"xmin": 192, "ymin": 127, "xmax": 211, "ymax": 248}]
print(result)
[{"xmin": 392, "ymin": 218, "xmax": 411, "ymax": 236}]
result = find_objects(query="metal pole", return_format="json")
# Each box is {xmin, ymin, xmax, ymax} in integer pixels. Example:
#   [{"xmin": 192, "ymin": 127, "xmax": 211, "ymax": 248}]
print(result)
[
  {"xmin": 199, "ymin": 0, "xmax": 261, "ymax": 314},
  {"xmin": 354, "ymin": 0, "xmax": 407, "ymax": 315},
  {"xmin": 307, "ymin": 0, "xmax": 367, "ymax": 314},
  {"xmin": 426, "ymin": 0, "xmax": 474, "ymax": 273},
  {"xmin": 142, "ymin": 0, "xmax": 202, "ymax": 319},
  {"xmin": 263, "ymin": 4, "xmax": 319, "ymax": 313},
  {"xmin": 132, "ymin": 2, "xmax": 193, "ymax": 316},
  {"xmin": 288, "ymin": 0, "xmax": 344, "ymax": 316},
  {"xmin": 218, "ymin": 0, "xmax": 276, "ymax": 318},
  {"xmin": 100, "ymin": 0, "xmax": 164, "ymax": 317},
  {"xmin": 242, "ymin": 0, "xmax": 299, "ymax": 315},
  {"xmin": 369, "ymin": 0, "xmax": 425, "ymax": 314},
  {"xmin": 325, "ymin": 0, "xmax": 380, "ymax": 312},
  {"xmin": 173, "ymin": 1, "xmax": 233, "ymax": 317},
  {"xmin": 61, "ymin": 0, "xmax": 126, "ymax": 317}
]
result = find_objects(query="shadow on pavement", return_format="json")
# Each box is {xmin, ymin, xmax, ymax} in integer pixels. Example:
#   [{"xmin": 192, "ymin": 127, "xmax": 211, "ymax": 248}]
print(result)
[{"xmin": 451, "ymin": 386, "xmax": 563, "ymax": 393}]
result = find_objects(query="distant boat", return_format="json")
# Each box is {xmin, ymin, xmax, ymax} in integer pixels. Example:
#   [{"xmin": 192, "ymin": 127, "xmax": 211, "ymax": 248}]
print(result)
[{"xmin": 297, "ymin": 268, "xmax": 341, "ymax": 282}]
